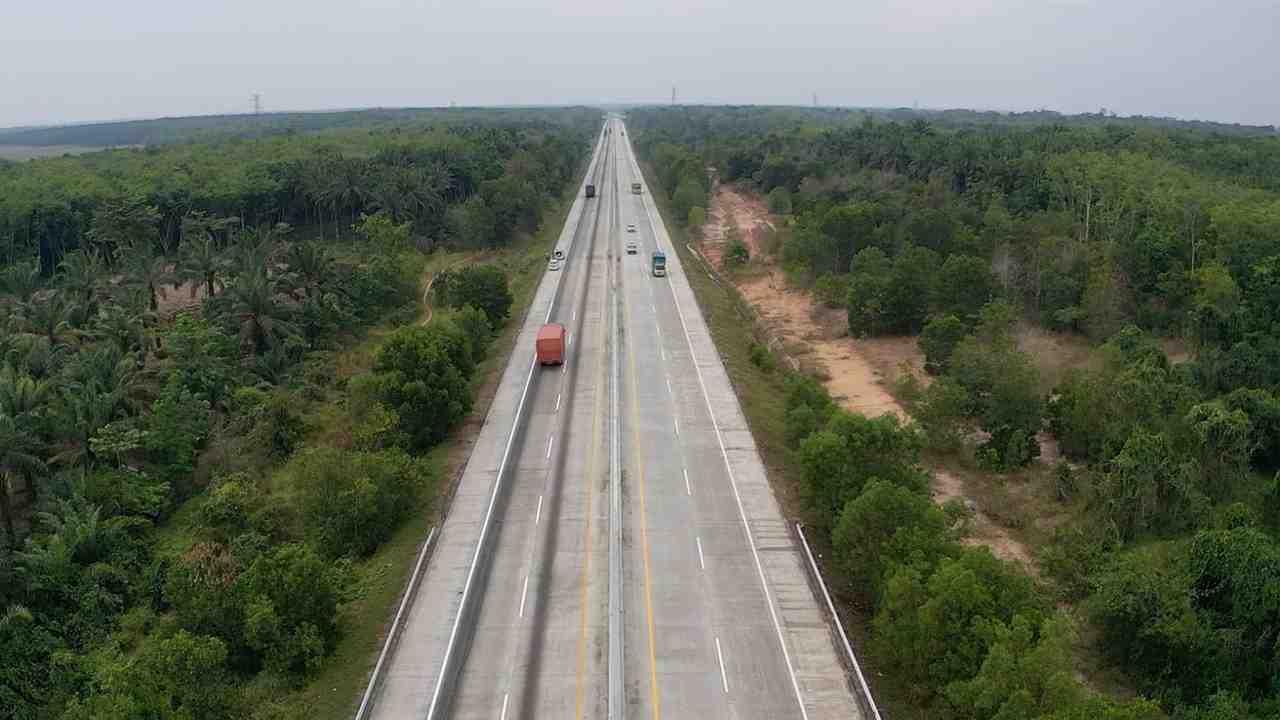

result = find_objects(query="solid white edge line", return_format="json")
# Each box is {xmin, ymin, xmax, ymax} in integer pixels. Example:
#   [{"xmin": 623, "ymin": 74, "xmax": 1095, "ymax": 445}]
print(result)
[
  {"xmin": 715, "ymin": 637, "xmax": 729, "ymax": 694},
  {"xmin": 535, "ymin": 495, "xmax": 543, "ymax": 526},
  {"xmin": 683, "ymin": 467, "xmax": 691, "ymax": 495},
  {"xmin": 424, "ymin": 126, "xmax": 608, "ymax": 720},
  {"xmin": 354, "ymin": 527, "xmax": 437, "ymax": 720},
  {"xmin": 696, "ymin": 536, "xmax": 705, "ymax": 570},
  {"xmin": 674, "ymin": 415, "xmax": 680, "ymax": 436},
  {"xmin": 519, "ymin": 576, "xmax": 530, "ymax": 618},
  {"xmin": 500, "ymin": 692, "xmax": 510, "ymax": 720},
  {"xmin": 625, "ymin": 125, "xmax": 812, "ymax": 720}
]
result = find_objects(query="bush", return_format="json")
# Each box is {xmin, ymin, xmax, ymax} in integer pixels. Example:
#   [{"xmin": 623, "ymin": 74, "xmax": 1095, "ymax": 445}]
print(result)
[
  {"xmin": 454, "ymin": 304, "xmax": 494, "ymax": 361},
  {"xmin": 235, "ymin": 389, "xmax": 306, "ymax": 461},
  {"xmin": 767, "ymin": 187, "xmax": 792, "ymax": 214},
  {"xmin": 238, "ymin": 543, "xmax": 347, "ymax": 679},
  {"xmin": 798, "ymin": 410, "xmax": 929, "ymax": 529},
  {"xmin": 435, "ymin": 265, "xmax": 513, "ymax": 324},
  {"xmin": 291, "ymin": 446, "xmax": 427, "ymax": 558},
  {"xmin": 747, "ymin": 342, "xmax": 775, "ymax": 372},
  {"xmin": 725, "ymin": 239, "xmax": 750, "ymax": 267},
  {"xmin": 813, "ymin": 274, "xmax": 849, "ymax": 309},
  {"xmin": 873, "ymin": 547, "xmax": 1044, "ymax": 691},
  {"xmin": 919, "ymin": 314, "xmax": 968, "ymax": 375},
  {"xmin": 832, "ymin": 480, "xmax": 954, "ymax": 601},
  {"xmin": 687, "ymin": 206, "xmax": 707, "ymax": 233},
  {"xmin": 371, "ymin": 323, "xmax": 474, "ymax": 450},
  {"xmin": 62, "ymin": 630, "xmax": 239, "ymax": 720}
]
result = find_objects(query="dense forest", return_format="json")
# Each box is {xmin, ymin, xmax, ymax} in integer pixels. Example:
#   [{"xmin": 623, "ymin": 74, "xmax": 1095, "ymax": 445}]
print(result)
[
  {"xmin": 0, "ymin": 109, "xmax": 593, "ymax": 719},
  {"xmin": 631, "ymin": 106, "xmax": 1280, "ymax": 719}
]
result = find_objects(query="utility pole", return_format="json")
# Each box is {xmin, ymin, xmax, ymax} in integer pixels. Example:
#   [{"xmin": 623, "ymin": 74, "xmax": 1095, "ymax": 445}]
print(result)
[
  {"xmin": 251, "ymin": 93, "xmax": 262, "ymax": 115},
  {"xmin": 671, "ymin": 85, "xmax": 677, "ymax": 106},
  {"xmin": 813, "ymin": 93, "xmax": 818, "ymax": 108}
]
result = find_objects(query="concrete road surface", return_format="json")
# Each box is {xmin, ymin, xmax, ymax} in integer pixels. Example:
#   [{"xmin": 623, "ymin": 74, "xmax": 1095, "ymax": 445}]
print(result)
[{"xmin": 364, "ymin": 118, "xmax": 862, "ymax": 720}]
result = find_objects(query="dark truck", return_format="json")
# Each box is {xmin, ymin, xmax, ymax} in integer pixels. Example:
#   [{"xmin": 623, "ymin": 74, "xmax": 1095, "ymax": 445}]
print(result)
[
  {"xmin": 585, "ymin": 184, "xmax": 596, "ymax": 198},
  {"xmin": 651, "ymin": 250, "xmax": 667, "ymax": 277}
]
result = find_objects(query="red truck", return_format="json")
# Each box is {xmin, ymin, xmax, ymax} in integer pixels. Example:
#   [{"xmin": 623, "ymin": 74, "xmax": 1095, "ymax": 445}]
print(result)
[{"xmin": 536, "ymin": 323, "xmax": 566, "ymax": 365}]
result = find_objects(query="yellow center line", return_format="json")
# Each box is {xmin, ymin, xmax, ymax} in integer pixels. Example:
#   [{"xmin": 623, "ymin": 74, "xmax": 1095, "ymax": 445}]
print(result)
[{"xmin": 622, "ymin": 224, "xmax": 662, "ymax": 720}]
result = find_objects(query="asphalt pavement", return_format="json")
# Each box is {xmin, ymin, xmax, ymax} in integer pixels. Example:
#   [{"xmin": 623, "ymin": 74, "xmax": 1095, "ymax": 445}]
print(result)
[{"xmin": 365, "ymin": 117, "xmax": 861, "ymax": 720}]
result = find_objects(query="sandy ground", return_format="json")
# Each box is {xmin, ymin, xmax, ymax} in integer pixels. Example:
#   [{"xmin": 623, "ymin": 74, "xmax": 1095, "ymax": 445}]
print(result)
[{"xmin": 699, "ymin": 183, "xmax": 1039, "ymax": 572}]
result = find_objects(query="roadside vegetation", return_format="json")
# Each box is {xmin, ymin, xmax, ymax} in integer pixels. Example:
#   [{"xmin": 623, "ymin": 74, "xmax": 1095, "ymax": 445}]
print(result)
[
  {"xmin": 631, "ymin": 106, "xmax": 1280, "ymax": 719},
  {"xmin": 0, "ymin": 111, "xmax": 592, "ymax": 719}
]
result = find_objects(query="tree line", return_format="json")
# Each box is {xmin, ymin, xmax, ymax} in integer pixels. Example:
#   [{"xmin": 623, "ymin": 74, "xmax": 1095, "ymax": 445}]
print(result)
[
  {"xmin": 0, "ymin": 108, "xmax": 596, "ymax": 274},
  {"xmin": 0, "ymin": 110, "xmax": 590, "ymax": 719},
  {"xmin": 632, "ymin": 106, "xmax": 1280, "ymax": 719}
]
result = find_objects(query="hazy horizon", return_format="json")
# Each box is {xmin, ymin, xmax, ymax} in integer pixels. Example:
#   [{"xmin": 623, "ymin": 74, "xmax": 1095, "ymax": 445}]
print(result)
[{"xmin": 4, "ymin": 0, "xmax": 1276, "ymax": 130}]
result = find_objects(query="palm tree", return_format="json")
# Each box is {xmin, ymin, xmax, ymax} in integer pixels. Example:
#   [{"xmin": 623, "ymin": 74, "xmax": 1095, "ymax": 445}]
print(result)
[
  {"xmin": 18, "ymin": 292, "xmax": 79, "ymax": 349},
  {"xmin": 284, "ymin": 241, "xmax": 334, "ymax": 299},
  {"xmin": 222, "ymin": 271, "xmax": 297, "ymax": 355},
  {"xmin": 123, "ymin": 247, "xmax": 173, "ymax": 313},
  {"xmin": 57, "ymin": 249, "xmax": 105, "ymax": 311},
  {"xmin": 0, "ymin": 261, "xmax": 41, "ymax": 307},
  {"xmin": 0, "ymin": 367, "xmax": 49, "ymax": 505},
  {"xmin": 331, "ymin": 157, "xmax": 368, "ymax": 233},
  {"xmin": 93, "ymin": 303, "xmax": 148, "ymax": 355},
  {"xmin": 0, "ymin": 414, "xmax": 46, "ymax": 549},
  {"xmin": 178, "ymin": 236, "xmax": 229, "ymax": 298}
]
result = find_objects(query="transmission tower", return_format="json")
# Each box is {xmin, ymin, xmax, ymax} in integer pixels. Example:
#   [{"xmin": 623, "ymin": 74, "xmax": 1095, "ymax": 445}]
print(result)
[
  {"xmin": 671, "ymin": 85, "xmax": 677, "ymax": 105},
  {"xmin": 251, "ymin": 93, "xmax": 262, "ymax": 115}
]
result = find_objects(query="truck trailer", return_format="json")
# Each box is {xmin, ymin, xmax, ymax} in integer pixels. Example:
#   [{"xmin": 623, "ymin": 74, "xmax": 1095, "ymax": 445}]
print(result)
[
  {"xmin": 650, "ymin": 250, "xmax": 667, "ymax": 277},
  {"xmin": 536, "ymin": 323, "xmax": 566, "ymax": 365}
]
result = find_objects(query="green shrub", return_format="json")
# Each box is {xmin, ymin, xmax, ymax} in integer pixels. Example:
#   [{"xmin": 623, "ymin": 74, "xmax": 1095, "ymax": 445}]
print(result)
[
  {"xmin": 371, "ymin": 324, "xmax": 474, "ymax": 450},
  {"xmin": 813, "ymin": 274, "xmax": 849, "ymax": 309},
  {"xmin": 291, "ymin": 446, "xmax": 428, "ymax": 558},
  {"xmin": 435, "ymin": 265, "xmax": 513, "ymax": 324},
  {"xmin": 919, "ymin": 314, "xmax": 968, "ymax": 375},
  {"xmin": 747, "ymin": 342, "xmax": 775, "ymax": 372},
  {"xmin": 833, "ymin": 480, "xmax": 954, "ymax": 601},
  {"xmin": 239, "ymin": 543, "xmax": 347, "ymax": 679},
  {"xmin": 798, "ymin": 410, "xmax": 929, "ymax": 530},
  {"xmin": 767, "ymin": 187, "xmax": 792, "ymax": 214}
]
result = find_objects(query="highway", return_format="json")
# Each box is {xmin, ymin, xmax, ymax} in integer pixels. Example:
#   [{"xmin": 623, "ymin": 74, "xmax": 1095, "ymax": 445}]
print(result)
[{"xmin": 364, "ymin": 118, "xmax": 861, "ymax": 720}]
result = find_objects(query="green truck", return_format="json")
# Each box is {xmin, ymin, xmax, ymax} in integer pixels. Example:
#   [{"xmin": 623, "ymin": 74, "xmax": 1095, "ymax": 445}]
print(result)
[{"xmin": 651, "ymin": 250, "xmax": 667, "ymax": 277}]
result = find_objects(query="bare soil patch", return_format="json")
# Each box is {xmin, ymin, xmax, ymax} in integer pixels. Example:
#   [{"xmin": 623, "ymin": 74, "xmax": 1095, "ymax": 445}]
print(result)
[{"xmin": 698, "ymin": 183, "xmax": 1041, "ymax": 571}]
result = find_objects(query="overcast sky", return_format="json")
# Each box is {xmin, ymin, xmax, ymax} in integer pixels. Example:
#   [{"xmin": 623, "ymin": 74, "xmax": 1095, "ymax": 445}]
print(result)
[{"xmin": 2, "ymin": 0, "xmax": 1276, "ymax": 129}]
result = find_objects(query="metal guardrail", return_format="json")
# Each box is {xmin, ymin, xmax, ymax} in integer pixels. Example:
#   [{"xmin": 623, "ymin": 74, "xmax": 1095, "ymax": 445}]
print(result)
[
  {"xmin": 795, "ymin": 522, "xmax": 885, "ymax": 720},
  {"xmin": 354, "ymin": 526, "xmax": 437, "ymax": 720}
]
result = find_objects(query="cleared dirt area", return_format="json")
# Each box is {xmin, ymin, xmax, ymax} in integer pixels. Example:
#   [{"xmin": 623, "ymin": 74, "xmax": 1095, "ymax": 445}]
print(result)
[{"xmin": 698, "ymin": 183, "xmax": 1042, "ymax": 573}]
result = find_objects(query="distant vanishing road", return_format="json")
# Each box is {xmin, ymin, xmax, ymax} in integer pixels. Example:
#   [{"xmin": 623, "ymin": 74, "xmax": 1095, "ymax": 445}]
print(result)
[{"xmin": 363, "ymin": 117, "xmax": 863, "ymax": 720}]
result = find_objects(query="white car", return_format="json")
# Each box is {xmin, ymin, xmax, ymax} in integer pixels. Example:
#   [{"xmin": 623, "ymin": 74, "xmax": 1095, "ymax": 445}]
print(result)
[
  {"xmin": 625, "ymin": 240, "xmax": 638, "ymax": 254},
  {"xmin": 549, "ymin": 257, "xmax": 562, "ymax": 271}
]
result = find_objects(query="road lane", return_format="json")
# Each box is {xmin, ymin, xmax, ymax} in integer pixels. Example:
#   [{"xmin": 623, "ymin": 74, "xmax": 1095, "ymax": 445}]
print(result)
[{"xmin": 615, "ymin": 118, "xmax": 864, "ymax": 720}]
